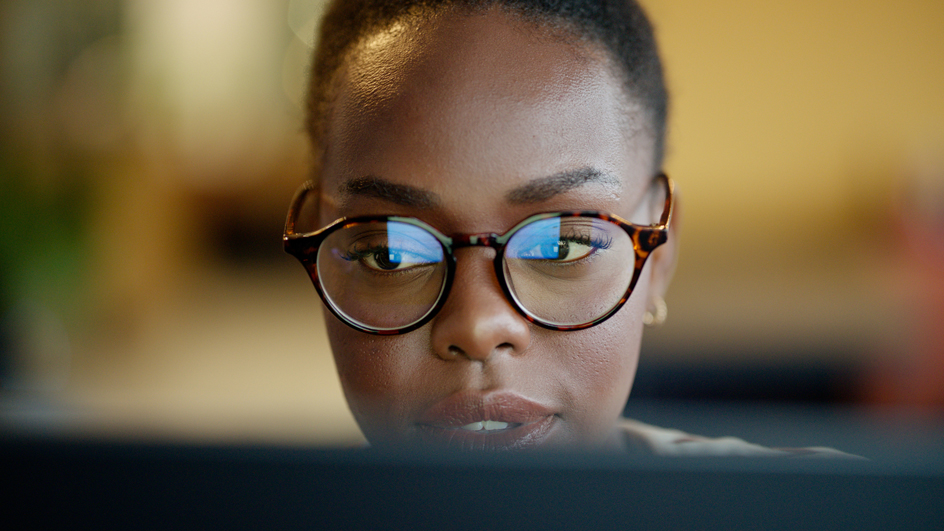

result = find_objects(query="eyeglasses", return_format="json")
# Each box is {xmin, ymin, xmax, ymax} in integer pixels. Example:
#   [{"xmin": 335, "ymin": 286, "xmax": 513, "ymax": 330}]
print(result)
[{"xmin": 284, "ymin": 173, "xmax": 673, "ymax": 334}]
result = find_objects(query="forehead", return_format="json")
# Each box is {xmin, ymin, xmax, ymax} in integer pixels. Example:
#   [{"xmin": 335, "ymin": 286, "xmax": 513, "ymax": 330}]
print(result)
[{"xmin": 322, "ymin": 7, "xmax": 652, "ymax": 221}]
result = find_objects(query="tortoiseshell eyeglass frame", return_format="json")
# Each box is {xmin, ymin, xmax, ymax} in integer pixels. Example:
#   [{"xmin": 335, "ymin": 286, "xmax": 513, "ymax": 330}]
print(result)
[{"xmin": 284, "ymin": 173, "xmax": 674, "ymax": 335}]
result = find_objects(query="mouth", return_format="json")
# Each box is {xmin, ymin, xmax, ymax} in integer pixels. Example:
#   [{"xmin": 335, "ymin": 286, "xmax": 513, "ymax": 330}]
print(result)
[
  {"xmin": 416, "ymin": 391, "xmax": 558, "ymax": 451},
  {"xmin": 456, "ymin": 420, "xmax": 518, "ymax": 432}
]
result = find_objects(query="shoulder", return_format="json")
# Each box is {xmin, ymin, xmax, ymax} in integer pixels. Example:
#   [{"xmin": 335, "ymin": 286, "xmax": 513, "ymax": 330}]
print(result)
[{"xmin": 618, "ymin": 417, "xmax": 861, "ymax": 458}]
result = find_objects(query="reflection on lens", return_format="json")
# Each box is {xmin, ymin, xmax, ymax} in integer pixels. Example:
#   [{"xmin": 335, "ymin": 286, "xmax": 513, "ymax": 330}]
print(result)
[
  {"xmin": 317, "ymin": 220, "xmax": 447, "ymax": 330},
  {"xmin": 504, "ymin": 216, "xmax": 634, "ymax": 326}
]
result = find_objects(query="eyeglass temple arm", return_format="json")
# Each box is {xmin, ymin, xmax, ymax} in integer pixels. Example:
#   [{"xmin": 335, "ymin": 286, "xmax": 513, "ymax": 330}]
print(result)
[
  {"xmin": 284, "ymin": 180, "xmax": 318, "ymax": 238},
  {"xmin": 633, "ymin": 173, "xmax": 673, "ymax": 253},
  {"xmin": 656, "ymin": 173, "xmax": 675, "ymax": 228}
]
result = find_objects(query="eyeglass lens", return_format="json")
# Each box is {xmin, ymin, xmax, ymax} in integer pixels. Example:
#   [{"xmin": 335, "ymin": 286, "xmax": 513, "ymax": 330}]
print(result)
[
  {"xmin": 504, "ymin": 217, "xmax": 634, "ymax": 326},
  {"xmin": 315, "ymin": 216, "xmax": 636, "ymax": 331},
  {"xmin": 317, "ymin": 221, "xmax": 447, "ymax": 331}
]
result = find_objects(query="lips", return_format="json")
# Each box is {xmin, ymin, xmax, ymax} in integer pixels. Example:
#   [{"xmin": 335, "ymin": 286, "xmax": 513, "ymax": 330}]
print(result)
[{"xmin": 416, "ymin": 391, "xmax": 558, "ymax": 451}]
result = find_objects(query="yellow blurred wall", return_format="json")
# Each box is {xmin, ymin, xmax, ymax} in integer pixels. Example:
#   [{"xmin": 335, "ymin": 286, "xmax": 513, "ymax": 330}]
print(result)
[{"xmin": 646, "ymin": 0, "xmax": 944, "ymax": 232}]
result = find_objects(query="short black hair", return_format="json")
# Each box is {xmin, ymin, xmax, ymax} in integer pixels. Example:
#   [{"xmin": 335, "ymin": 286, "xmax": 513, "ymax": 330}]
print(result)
[{"xmin": 307, "ymin": 0, "xmax": 668, "ymax": 171}]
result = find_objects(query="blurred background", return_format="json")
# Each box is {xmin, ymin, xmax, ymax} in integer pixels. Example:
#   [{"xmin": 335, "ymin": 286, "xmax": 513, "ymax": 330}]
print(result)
[{"xmin": 1, "ymin": 0, "xmax": 942, "ymax": 450}]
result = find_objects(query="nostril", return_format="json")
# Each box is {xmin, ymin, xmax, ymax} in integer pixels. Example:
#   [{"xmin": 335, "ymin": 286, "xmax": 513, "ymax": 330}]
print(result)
[{"xmin": 447, "ymin": 346, "xmax": 466, "ymax": 359}]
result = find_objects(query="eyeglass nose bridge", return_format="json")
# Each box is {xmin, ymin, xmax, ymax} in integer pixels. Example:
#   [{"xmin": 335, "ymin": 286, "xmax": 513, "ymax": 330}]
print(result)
[
  {"xmin": 449, "ymin": 233, "xmax": 501, "ymax": 249},
  {"xmin": 437, "ymin": 231, "xmax": 524, "ymax": 329}
]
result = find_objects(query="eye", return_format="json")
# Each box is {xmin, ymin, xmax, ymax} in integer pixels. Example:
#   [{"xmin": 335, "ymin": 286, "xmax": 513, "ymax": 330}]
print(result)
[
  {"xmin": 512, "ymin": 237, "xmax": 596, "ymax": 262},
  {"xmin": 370, "ymin": 248, "xmax": 401, "ymax": 270},
  {"xmin": 339, "ymin": 222, "xmax": 444, "ymax": 273},
  {"xmin": 507, "ymin": 217, "xmax": 611, "ymax": 263},
  {"xmin": 551, "ymin": 239, "xmax": 593, "ymax": 262},
  {"xmin": 356, "ymin": 245, "xmax": 439, "ymax": 271}
]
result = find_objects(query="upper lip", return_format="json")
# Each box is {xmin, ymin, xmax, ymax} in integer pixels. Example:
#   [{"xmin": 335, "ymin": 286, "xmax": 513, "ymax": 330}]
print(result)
[{"xmin": 417, "ymin": 390, "xmax": 555, "ymax": 428}]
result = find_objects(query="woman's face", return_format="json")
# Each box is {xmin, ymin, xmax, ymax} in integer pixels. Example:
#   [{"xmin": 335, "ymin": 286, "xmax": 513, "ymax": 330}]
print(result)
[{"xmin": 317, "ymin": 8, "xmax": 671, "ymax": 450}]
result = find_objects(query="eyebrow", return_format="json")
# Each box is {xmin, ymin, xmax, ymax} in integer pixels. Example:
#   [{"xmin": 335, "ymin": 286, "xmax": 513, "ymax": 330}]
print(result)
[
  {"xmin": 340, "ymin": 166, "xmax": 619, "ymax": 209},
  {"xmin": 504, "ymin": 167, "xmax": 620, "ymax": 204},
  {"xmin": 340, "ymin": 175, "xmax": 440, "ymax": 208}
]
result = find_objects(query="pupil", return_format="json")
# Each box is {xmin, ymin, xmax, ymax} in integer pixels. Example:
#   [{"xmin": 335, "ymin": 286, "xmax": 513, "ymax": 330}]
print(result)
[
  {"xmin": 543, "ymin": 240, "xmax": 567, "ymax": 259},
  {"xmin": 375, "ymin": 250, "xmax": 401, "ymax": 270}
]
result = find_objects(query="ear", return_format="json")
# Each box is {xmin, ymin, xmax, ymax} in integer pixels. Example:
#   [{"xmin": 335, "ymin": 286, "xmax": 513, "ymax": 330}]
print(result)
[{"xmin": 646, "ymin": 188, "xmax": 681, "ymax": 310}]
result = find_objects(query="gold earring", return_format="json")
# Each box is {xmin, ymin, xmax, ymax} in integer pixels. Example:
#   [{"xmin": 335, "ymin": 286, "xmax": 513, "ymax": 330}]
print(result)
[{"xmin": 643, "ymin": 297, "xmax": 667, "ymax": 326}]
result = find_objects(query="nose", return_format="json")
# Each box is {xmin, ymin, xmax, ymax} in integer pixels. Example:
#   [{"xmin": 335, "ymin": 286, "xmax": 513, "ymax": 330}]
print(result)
[{"xmin": 430, "ymin": 248, "xmax": 531, "ymax": 362}]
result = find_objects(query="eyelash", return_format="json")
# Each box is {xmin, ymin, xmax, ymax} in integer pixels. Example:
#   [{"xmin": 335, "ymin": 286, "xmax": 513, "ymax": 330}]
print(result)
[
  {"xmin": 340, "ymin": 244, "xmax": 442, "ymax": 277},
  {"xmin": 560, "ymin": 229, "xmax": 613, "ymax": 250},
  {"xmin": 548, "ymin": 231, "xmax": 613, "ymax": 265},
  {"xmin": 340, "ymin": 246, "xmax": 382, "ymax": 262},
  {"xmin": 338, "ymin": 227, "xmax": 613, "ymax": 269}
]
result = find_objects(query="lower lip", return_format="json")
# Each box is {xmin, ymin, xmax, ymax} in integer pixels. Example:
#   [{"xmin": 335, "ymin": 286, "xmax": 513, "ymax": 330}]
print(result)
[{"xmin": 417, "ymin": 414, "xmax": 558, "ymax": 451}]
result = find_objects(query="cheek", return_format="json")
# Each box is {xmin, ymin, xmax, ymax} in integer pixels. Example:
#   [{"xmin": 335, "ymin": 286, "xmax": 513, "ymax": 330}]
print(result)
[
  {"xmin": 549, "ymin": 288, "xmax": 646, "ymax": 439},
  {"xmin": 325, "ymin": 317, "xmax": 437, "ymax": 435},
  {"xmin": 327, "ymin": 319, "xmax": 403, "ymax": 413},
  {"xmin": 571, "ymin": 321, "xmax": 642, "ymax": 403}
]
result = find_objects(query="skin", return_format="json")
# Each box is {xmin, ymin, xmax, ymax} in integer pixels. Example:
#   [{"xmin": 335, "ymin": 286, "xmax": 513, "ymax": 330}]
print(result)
[{"xmin": 315, "ymin": 7, "xmax": 678, "ymax": 450}]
